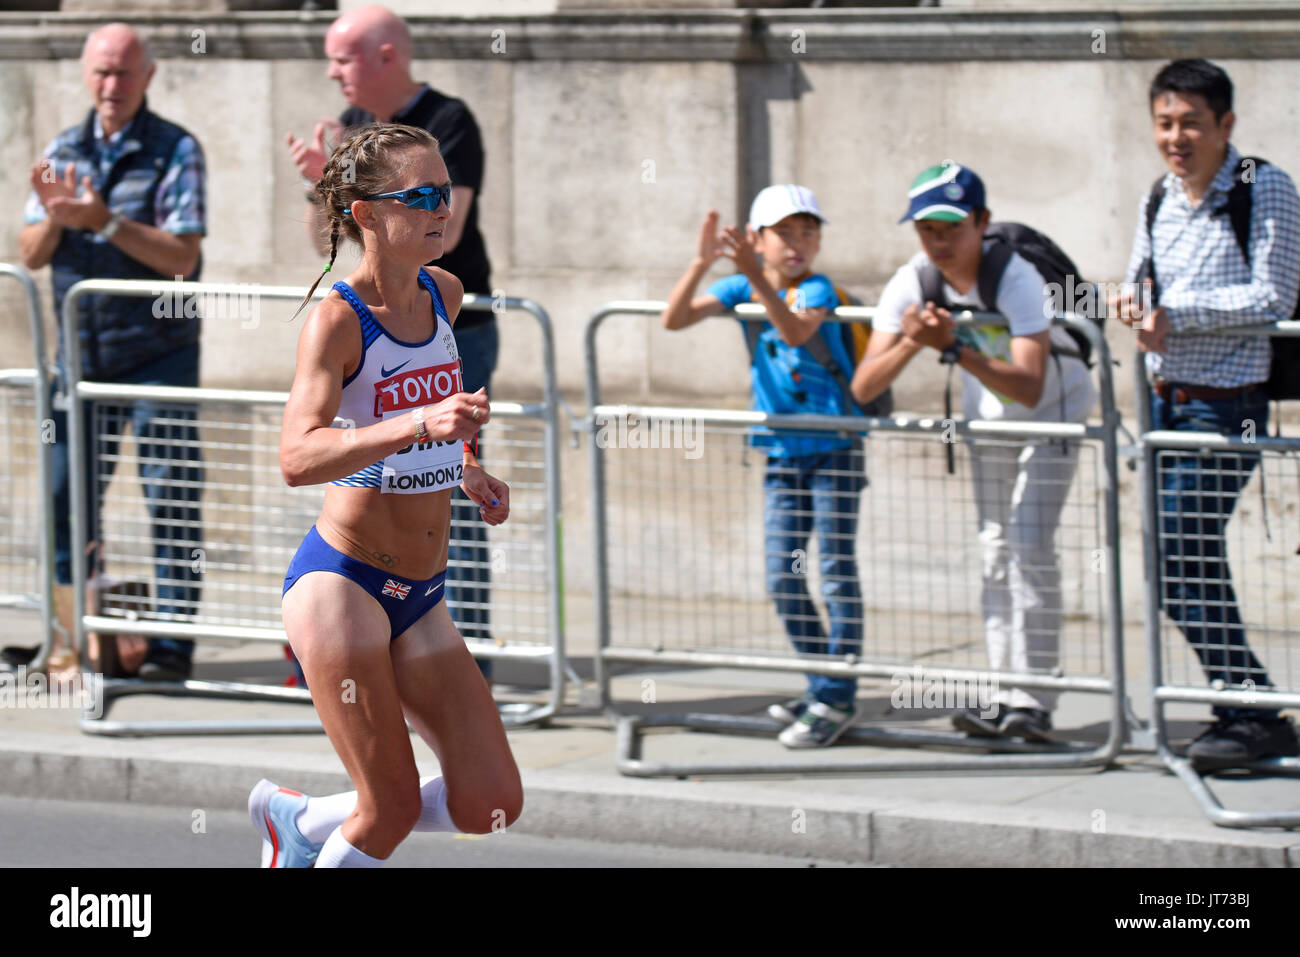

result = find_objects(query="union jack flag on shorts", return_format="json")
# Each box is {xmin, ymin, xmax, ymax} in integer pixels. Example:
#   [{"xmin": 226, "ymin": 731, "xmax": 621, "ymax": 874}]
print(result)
[{"xmin": 382, "ymin": 579, "xmax": 410, "ymax": 600}]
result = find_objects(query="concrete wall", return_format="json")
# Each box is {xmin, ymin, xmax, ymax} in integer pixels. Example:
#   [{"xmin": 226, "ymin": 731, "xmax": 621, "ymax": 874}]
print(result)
[{"xmin": 3, "ymin": 7, "xmax": 1300, "ymax": 407}]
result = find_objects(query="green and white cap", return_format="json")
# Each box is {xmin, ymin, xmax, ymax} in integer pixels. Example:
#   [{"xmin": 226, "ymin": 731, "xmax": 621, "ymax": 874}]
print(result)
[{"xmin": 898, "ymin": 162, "xmax": 986, "ymax": 223}]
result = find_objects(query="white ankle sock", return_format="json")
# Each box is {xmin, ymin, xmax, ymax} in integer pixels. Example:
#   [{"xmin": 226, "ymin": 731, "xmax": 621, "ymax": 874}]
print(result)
[
  {"xmin": 295, "ymin": 776, "xmax": 460, "ymax": 844},
  {"xmin": 411, "ymin": 776, "xmax": 461, "ymax": 832},
  {"xmin": 315, "ymin": 827, "xmax": 385, "ymax": 868},
  {"xmin": 296, "ymin": 791, "xmax": 358, "ymax": 845}
]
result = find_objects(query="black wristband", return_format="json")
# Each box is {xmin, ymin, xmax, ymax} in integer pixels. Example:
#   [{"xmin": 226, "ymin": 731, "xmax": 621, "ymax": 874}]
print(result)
[{"xmin": 938, "ymin": 342, "xmax": 963, "ymax": 365}]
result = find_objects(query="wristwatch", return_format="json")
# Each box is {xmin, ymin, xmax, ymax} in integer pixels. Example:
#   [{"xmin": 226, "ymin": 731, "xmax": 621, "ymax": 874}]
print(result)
[
  {"xmin": 97, "ymin": 212, "xmax": 122, "ymax": 240},
  {"xmin": 938, "ymin": 341, "xmax": 963, "ymax": 365},
  {"xmin": 412, "ymin": 406, "xmax": 428, "ymax": 443},
  {"xmin": 302, "ymin": 178, "xmax": 320, "ymax": 204}
]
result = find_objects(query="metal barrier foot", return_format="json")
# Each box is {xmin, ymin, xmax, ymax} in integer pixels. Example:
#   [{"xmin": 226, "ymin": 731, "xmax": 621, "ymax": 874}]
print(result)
[
  {"xmin": 615, "ymin": 712, "xmax": 1119, "ymax": 778},
  {"xmin": 496, "ymin": 700, "xmax": 554, "ymax": 728},
  {"xmin": 74, "ymin": 673, "xmax": 558, "ymax": 734},
  {"xmin": 79, "ymin": 676, "xmax": 319, "ymax": 737},
  {"xmin": 1159, "ymin": 746, "xmax": 1300, "ymax": 829}
]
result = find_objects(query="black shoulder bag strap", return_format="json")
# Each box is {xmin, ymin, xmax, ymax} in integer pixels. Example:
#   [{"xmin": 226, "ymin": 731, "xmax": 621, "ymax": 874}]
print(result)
[
  {"xmin": 977, "ymin": 240, "xmax": 1014, "ymax": 316},
  {"xmin": 917, "ymin": 262, "xmax": 948, "ymax": 311},
  {"xmin": 742, "ymin": 316, "xmax": 763, "ymax": 362},
  {"xmin": 916, "ymin": 262, "xmax": 957, "ymax": 472},
  {"xmin": 1143, "ymin": 176, "xmax": 1168, "ymax": 304},
  {"xmin": 1225, "ymin": 156, "xmax": 1259, "ymax": 264},
  {"xmin": 800, "ymin": 326, "xmax": 865, "ymax": 417}
]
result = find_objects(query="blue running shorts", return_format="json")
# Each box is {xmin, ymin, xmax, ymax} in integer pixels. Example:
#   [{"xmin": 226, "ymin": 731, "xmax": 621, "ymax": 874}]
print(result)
[{"xmin": 283, "ymin": 525, "xmax": 447, "ymax": 641}]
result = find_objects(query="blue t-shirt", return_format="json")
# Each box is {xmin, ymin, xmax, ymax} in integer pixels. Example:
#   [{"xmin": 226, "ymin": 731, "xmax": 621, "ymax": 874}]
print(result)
[{"xmin": 707, "ymin": 273, "xmax": 858, "ymax": 458}]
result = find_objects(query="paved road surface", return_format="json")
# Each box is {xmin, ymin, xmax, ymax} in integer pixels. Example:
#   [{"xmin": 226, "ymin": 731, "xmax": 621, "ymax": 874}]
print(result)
[{"xmin": 0, "ymin": 795, "xmax": 871, "ymax": 868}]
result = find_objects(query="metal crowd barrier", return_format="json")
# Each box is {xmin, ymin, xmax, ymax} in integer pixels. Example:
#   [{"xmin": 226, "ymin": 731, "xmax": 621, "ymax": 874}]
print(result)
[
  {"xmin": 61, "ymin": 278, "xmax": 566, "ymax": 735},
  {"xmin": 0, "ymin": 263, "xmax": 55, "ymax": 672},
  {"xmin": 586, "ymin": 301, "xmax": 1127, "ymax": 776},
  {"xmin": 1134, "ymin": 323, "xmax": 1300, "ymax": 827}
]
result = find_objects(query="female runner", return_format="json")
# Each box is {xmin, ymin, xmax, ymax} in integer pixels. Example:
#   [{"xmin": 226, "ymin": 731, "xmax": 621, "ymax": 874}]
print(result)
[{"xmin": 248, "ymin": 123, "xmax": 522, "ymax": 867}]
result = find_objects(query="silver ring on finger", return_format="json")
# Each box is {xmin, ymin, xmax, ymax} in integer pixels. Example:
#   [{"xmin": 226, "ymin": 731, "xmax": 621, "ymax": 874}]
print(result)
[{"xmin": 472, "ymin": 407, "xmax": 481, "ymax": 422}]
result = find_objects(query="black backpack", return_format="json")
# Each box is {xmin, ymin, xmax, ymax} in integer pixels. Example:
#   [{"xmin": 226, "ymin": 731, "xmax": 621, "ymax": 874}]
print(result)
[
  {"xmin": 917, "ymin": 222, "xmax": 1100, "ymax": 367},
  {"xmin": 1142, "ymin": 156, "xmax": 1300, "ymax": 401}
]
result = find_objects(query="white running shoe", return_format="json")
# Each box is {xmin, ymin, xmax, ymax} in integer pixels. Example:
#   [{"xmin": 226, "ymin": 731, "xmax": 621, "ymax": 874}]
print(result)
[{"xmin": 248, "ymin": 778, "xmax": 323, "ymax": 868}]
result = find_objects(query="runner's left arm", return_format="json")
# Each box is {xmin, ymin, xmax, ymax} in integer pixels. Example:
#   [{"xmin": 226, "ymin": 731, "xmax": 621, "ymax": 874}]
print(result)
[{"xmin": 433, "ymin": 266, "xmax": 509, "ymax": 524}]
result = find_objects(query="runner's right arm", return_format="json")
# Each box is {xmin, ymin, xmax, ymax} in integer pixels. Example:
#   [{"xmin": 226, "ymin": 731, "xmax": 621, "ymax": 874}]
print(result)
[{"xmin": 279, "ymin": 296, "xmax": 486, "ymax": 487}]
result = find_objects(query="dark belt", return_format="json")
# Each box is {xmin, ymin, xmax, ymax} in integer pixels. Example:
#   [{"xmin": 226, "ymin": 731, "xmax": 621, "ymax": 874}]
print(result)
[{"xmin": 1153, "ymin": 379, "xmax": 1263, "ymax": 403}]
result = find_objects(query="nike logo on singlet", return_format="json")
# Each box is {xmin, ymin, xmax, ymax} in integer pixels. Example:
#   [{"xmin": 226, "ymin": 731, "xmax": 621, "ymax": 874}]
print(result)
[{"xmin": 380, "ymin": 359, "xmax": 412, "ymax": 378}]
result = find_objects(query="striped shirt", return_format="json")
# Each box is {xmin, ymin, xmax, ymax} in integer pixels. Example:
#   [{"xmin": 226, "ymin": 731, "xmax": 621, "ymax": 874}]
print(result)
[{"xmin": 1123, "ymin": 143, "xmax": 1300, "ymax": 388}]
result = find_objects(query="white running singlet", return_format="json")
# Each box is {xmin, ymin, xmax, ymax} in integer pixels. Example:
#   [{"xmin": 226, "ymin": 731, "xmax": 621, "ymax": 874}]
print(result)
[{"xmin": 329, "ymin": 270, "xmax": 466, "ymax": 494}]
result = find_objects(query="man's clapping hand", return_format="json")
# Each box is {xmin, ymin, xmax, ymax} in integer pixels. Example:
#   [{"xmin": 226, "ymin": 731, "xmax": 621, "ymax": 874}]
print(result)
[
  {"xmin": 32, "ymin": 162, "xmax": 112, "ymax": 232},
  {"xmin": 287, "ymin": 118, "xmax": 343, "ymax": 184}
]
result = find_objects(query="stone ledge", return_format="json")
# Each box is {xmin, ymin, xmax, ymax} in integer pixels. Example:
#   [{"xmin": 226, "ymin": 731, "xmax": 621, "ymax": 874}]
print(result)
[{"xmin": 1, "ymin": 7, "xmax": 1299, "ymax": 61}]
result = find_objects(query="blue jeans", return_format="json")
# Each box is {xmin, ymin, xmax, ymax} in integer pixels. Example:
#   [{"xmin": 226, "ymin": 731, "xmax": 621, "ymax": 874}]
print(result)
[
  {"xmin": 53, "ymin": 345, "xmax": 204, "ymax": 662},
  {"xmin": 1151, "ymin": 386, "xmax": 1275, "ymax": 721},
  {"xmin": 447, "ymin": 319, "xmax": 499, "ymax": 678},
  {"xmin": 763, "ymin": 447, "xmax": 865, "ymax": 709}
]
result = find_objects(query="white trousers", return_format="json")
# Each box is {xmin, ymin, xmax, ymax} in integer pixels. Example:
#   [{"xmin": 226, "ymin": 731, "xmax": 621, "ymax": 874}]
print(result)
[{"xmin": 968, "ymin": 436, "xmax": 1082, "ymax": 713}]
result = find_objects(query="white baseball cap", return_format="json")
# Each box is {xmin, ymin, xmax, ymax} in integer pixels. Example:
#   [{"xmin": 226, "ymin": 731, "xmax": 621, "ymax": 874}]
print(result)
[{"xmin": 748, "ymin": 184, "xmax": 828, "ymax": 230}]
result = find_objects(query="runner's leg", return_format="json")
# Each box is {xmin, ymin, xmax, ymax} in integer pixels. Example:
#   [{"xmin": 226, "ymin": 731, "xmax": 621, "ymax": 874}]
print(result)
[
  {"xmin": 281, "ymin": 570, "xmax": 422, "ymax": 860},
  {"xmin": 391, "ymin": 599, "xmax": 523, "ymax": 834}
]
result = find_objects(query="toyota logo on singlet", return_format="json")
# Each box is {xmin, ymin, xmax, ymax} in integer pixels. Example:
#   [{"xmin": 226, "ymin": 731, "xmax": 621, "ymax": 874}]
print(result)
[{"xmin": 373, "ymin": 360, "xmax": 464, "ymax": 417}]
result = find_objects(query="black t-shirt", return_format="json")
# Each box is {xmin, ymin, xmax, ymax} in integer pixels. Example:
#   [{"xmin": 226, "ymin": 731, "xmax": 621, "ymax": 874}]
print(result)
[{"xmin": 341, "ymin": 86, "xmax": 493, "ymax": 304}]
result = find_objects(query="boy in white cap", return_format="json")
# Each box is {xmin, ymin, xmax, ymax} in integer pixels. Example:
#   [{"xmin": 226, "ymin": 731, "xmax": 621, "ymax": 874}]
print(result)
[
  {"xmin": 852, "ymin": 162, "xmax": 1096, "ymax": 741},
  {"xmin": 661, "ymin": 185, "xmax": 867, "ymax": 748}
]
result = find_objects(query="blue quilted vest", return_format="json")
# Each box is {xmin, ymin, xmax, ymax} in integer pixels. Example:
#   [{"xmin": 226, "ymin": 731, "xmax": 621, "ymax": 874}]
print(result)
[{"xmin": 48, "ymin": 101, "xmax": 202, "ymax": 380}]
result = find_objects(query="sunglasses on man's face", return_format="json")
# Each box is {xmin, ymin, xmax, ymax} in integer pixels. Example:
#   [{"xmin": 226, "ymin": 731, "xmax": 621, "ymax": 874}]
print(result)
[{"xmin": 344, "ymin": 184, "xmax": 452, "ymax": 215}]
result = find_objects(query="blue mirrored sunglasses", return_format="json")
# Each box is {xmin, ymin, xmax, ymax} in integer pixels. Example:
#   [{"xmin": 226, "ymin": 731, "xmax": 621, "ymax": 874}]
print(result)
[{"xmin": 344, "ymin": 185, "xmax": 451, "ymax": 215}]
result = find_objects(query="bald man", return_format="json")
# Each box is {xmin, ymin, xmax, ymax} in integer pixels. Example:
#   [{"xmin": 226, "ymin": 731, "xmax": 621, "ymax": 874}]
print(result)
[
  {"xmin": 289, "ymin": 5, "xmax": 490, "ymax": 295},
  {"xmin": 16, "ymin": 23, "xmax": 206, "ymax": 682},
  {"xmin": 288, "ymin": 5, "xmax": 499, "ymax": 679}
]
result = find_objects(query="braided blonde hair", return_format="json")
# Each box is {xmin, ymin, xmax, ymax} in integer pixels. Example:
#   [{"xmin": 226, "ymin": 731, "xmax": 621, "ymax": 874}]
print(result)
[{"xmin": 292, "ymin": 123, "xmax": 441, "ymax": 319}]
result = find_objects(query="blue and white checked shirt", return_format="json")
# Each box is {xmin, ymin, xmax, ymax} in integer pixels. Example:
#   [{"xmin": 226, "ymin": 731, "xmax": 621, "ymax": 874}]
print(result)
[{"xmin": 1123, "ymin": 144, "xmax": 1300, "ymax": 388}]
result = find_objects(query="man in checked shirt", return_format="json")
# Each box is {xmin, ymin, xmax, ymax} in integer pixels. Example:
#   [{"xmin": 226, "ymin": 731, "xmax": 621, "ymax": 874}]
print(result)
[
  {"xmin": 1119, "ymin": 58, "xmax": 1300, "ymax": 771},
  {"xmin": 17, "ymin": 23, "xmax": 206, "ymax": 683}
]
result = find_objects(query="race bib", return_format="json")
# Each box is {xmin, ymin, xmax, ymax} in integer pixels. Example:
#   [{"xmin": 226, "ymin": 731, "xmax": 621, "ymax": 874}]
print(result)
[
  {"xmin": 381, "ymin": 437, "xmax": 464, "ymax": 494},
  {"xmin": 374, "ymin": 359, "xmax": 466, "ymax": 494}
]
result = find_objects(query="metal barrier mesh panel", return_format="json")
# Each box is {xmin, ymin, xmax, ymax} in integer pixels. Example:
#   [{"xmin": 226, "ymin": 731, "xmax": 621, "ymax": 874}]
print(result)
[
  {"xmin": 1155, "ymin": 445, "xmax": 1300, "ymax": 696},
  {"xmin": 0, "ymin": 386, "xmax": 41, "ymax": 610},
  {"xmin": 91, "ymin": 398, "xmax": 550, "ymax": 647},
  {"xmin": 601, "ymin": 416, "xmax": 1108, "ymax": 677}
]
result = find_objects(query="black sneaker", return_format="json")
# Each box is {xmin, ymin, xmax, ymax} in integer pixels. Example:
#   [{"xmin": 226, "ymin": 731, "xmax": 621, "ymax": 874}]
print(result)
[
  {"xmin": 137, "ymin": 651, "xmax": 193, "ymax": 682},
  {"xmin": 999, "ymin": 707, "xmax": 1053, "ymax": 742},
  {"xmin": 1, "ymin": 646, "xmax": 38, "ymax": 668},
  {"xmin": 1186, "ymin": 716, "xmax": 1300, "ymax": 772},
  {"xmin": 952, "ymin": 704, "xmax": 1008, "ymax": 738}
]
